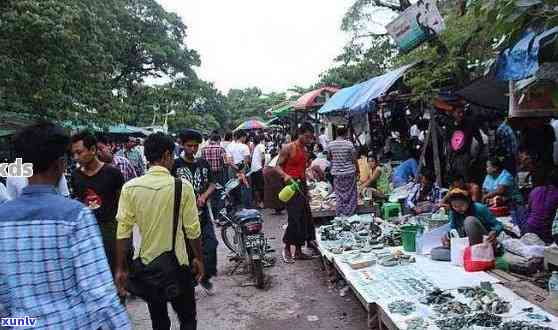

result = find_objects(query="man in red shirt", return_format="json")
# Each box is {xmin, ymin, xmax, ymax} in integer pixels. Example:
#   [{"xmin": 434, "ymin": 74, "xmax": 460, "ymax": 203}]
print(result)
[{"xmin": 275, "ymin": 123, "xmax": 318, "ymax": 263}]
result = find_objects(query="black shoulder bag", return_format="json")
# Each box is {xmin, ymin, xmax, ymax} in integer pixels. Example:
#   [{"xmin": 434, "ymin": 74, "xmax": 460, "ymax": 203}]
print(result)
[{"xmin": 126, "ymin": 178, "xmax": 186, "ymax": 301}]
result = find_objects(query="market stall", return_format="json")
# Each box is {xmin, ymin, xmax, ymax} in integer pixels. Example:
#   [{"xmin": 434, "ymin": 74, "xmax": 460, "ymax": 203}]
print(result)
[
  {"xmin": 308, "ymin": 181, "xmax": 378, "ymax": 219},
  {"xmin": 314, "ymin": 214, "xmax": 558, "ymax": 329}
]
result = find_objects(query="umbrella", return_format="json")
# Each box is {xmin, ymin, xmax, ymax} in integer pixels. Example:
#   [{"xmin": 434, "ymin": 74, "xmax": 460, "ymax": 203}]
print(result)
[
  {"xmin": 456, "ymin": 77, "xmax": 509, "ymax": 111},
  {"xmin": 234, "ymin": 119, "xmax": 267, "ymax": 131}
]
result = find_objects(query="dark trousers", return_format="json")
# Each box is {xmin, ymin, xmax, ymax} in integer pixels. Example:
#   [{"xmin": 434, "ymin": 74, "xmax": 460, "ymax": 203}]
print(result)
[
  {"xmin": 99, "ymin": 219, "xmax": 117, "ymax": 275},
  {"xmin": 145, "ymin": 268, "xmax": 197, "ymax": 330},
  {"xmin": 200, "ymin": 214, "xmax": 218, "ymax": 279},
  {"xmin": 283, "ymin": 182, "xmax": 314, "ymax": 246}
]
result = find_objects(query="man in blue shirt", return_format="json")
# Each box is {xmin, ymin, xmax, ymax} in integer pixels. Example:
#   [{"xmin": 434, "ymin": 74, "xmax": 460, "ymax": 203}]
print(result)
[
  {"xmin": 392, "ymin": 153, "xmax": 419, "ymax": 188},
  {"xmin": 494, "ymin": 116, "xmax": 518, "ymax": 175},
  {"xmin": 0, "ymin": 123, "xmax": 130, "ymax": 329}
]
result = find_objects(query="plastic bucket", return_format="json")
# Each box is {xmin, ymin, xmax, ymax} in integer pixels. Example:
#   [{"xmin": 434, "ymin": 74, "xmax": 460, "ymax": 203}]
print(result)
[{"xmin": 401, "ymin": 224, "xmax": 422, "ymax": 252}]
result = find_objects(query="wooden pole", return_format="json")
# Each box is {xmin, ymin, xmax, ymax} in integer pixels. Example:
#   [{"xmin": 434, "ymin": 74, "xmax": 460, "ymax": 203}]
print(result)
[
  {"xmin": 430, "ymin": 107, "xmax": 443, "ymax": 187},
  {"xmin": 416, "ymin": 115, "xmax": 432, "ymax": 181}
]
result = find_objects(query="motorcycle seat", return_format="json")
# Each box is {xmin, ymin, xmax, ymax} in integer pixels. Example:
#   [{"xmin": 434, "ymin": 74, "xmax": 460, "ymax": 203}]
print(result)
[{"xmin": 232, "ymin": 209, "xmax": 262, "ymax": 224}]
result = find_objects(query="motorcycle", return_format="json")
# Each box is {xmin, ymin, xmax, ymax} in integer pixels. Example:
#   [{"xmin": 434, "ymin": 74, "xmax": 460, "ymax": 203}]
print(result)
[{"xmin": 207, "ymin": 176, "xmax": 271, "ymax": 289}]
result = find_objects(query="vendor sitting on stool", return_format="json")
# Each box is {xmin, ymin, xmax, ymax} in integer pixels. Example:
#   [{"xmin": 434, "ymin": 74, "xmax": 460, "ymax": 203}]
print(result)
[
  {"xmin": 482, "ymin": 157, "xmax": 522, "ymax": 207},
  {"xmin": 405, "ymin": 171, "xmax": 442, "ymax": 215},
  {"xmin": 360, "ymin": 154, "xmax": 387, "ymax": 199},
  {"xmin": 442, "ymin": 189, "xmax": 503, "ymax": 247}
]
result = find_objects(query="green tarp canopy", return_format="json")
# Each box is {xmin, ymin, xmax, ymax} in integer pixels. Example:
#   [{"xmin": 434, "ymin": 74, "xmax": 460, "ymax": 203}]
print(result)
[
  {"xmin": 108, "ymin": 124, "xmax": 148, "ymax": 136},
  {"xmin": 270, "ymin": 103, "xmax": 294, "ymax": 117},
  {"xmin": 61, "ymin": 121, "xmax": 103, "ymax": 131}
]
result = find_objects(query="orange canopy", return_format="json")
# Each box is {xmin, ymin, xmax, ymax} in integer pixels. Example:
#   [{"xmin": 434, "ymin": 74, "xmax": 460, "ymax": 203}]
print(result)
[{"xmin": 293, "ymin": 86, "xmax": 340, "ymax": 110}]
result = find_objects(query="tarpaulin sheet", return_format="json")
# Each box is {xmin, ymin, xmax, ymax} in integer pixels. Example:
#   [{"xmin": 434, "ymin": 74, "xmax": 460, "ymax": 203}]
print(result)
[
  {"xmin": 349, "ymin": 63, "xmax": 417, "ymax": 115},
  {"xmin": 294, "ymin": 86, "xmax": 339, "ymax": 110},
  {"xmin": 496, "ymin": 27, "xmax": 558, "ymax": 81},
  {"xmin": 319, "ymin": 63, "xmax": 416, "ymax": 117},
  {"xmin": 318, "ymin": 82, "xmax": 366, "ymax": 115}
]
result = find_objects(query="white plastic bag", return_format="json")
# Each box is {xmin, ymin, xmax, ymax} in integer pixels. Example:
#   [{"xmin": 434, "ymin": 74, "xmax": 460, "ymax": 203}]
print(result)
[{"xmin": 450, "ymin": 230, "xmax": 469, "ymax": 267}]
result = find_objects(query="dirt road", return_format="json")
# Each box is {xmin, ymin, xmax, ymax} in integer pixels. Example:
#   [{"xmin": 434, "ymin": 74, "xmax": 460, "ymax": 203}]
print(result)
[{"xmin": 127, "ymin": 210, "xmax": 368, "ymax": 330}]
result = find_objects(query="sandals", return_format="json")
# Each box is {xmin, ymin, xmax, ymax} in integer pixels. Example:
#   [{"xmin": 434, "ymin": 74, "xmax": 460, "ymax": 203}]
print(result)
[{"xmin": 282, "ymin": 249, "xmax": 295, "ymax": 264}]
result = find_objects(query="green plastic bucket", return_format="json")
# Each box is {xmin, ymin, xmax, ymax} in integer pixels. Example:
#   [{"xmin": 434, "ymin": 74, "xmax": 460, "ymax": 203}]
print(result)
[{"xmin": 400, "ymin": 224, "xmax": 423, "ymax": 252}]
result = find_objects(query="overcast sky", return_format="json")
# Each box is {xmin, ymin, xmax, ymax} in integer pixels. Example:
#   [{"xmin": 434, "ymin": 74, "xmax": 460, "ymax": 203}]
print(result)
[{"xmin": 157, "ymin": 0, "xmax": 354, "ymax": 94}]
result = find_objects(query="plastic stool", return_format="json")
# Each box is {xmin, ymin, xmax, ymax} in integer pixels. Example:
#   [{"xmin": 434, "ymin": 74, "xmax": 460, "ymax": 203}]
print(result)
[{"xmin": 382, "ymin": 202, "xmax": 402, "ymax": 220}]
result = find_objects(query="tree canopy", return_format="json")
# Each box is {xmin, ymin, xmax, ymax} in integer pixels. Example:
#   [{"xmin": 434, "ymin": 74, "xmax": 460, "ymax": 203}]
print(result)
[
  {"xmin": 0, "ymin": 0, "xmax": 210, "ymax": 129},
  {"xmin": 3, "ymin": 0, "xmax": 556, "ymax": 133},
  {"xmin": 334, "ymin": 0, "xmax": 558, "ymax": 101}
]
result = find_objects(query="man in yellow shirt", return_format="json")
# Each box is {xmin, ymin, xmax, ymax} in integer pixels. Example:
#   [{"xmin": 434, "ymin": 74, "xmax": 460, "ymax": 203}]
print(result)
[{"xmin": 114, "ymin": 132, "xmax": 204, "ymax": 330}]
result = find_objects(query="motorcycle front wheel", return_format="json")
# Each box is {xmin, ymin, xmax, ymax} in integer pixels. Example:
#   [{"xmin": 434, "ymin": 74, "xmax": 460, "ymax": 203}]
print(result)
[{"xmin": 221, "ymin": 223, "xmax": 240, "ymax": 254}]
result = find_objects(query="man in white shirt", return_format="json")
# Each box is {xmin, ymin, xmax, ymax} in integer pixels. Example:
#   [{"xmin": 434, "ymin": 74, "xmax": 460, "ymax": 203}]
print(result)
[
  {"xmin": 226, "ymin": 131, "xmax": 251, "ymax": 171},
  {"xmin": 251, "ymin": 135, "xmax": 266, "ymax": 208},
  {"xmin": 6, "ymin": 175, "xmax": 70, "ymax": 199},
  {"xmin": 318, "ymin": 127, "xmax": 329, "ymax": 151},
  {"xmin": 225, "ymin": 130, "xmax": 251, "ymax": 208}
]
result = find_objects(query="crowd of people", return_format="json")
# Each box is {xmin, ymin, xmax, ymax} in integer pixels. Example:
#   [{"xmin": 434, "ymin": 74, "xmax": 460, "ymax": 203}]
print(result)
[
  {"xmin": 0, "ymin": 121, "xmax": 315, "ymax": 330},
  {"xmin": 2, "ymin": 107, "xmax": 558, "ymax": 329}
]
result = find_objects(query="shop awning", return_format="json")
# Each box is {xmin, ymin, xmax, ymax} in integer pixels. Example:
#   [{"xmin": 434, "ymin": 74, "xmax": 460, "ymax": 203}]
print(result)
[
  {"xmin": 318, "ymin": 63, "xmax": 416, "ymax": 117},
  {"xmin": 269, "ymin": 102, "xmax": 294, "ymax": 117},
  {"xmin": 293, "ymin": 86, "xmax": 340, "ymax": 110},
  {"xmin": 456, "ymin": 77, "xmax": 509, "ymax": 111},
  {"xmin": 348, "ymin": 63, "xmax": 417, "ymax": 115},
  {"xmin": 108, "ymin": 124, "xmax": 148, "ymax": 136},
  {"xmin": 317, "ymin": 83, "xmax": 366, "ymax": 115}
]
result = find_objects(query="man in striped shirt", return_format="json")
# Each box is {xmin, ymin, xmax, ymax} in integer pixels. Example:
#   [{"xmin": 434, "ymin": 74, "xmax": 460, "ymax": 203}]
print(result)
[
  {"xmin": 0, "ymin": 123, "xmax": 130, "ymax": 329},
  {"xmin": 327, "ymin": 127, "xmax": 359, "ymax": 216}
]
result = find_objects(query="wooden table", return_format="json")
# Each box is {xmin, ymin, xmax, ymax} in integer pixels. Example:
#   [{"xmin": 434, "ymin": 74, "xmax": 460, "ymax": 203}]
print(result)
[
  {"xmin": 311, "ymin": 205, "xmax": 378, "ymax": 219},
  {"xmin": 315, "ymin": 228, "xmax": 558, "ymax": 329}
]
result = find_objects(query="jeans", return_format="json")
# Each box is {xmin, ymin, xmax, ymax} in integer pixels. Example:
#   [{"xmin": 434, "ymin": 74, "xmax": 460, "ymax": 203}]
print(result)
[{"xmin": 145, "ymin": 268, "xmax": 197, "ymax": 330}]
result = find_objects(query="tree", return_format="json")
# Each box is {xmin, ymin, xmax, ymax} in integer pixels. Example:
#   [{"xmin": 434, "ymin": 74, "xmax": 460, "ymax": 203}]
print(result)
[
  {"xmin": 0, "ymin": 0, "xmax": 116, "ymax": 119},
  {"xmin": 223, "ymin": 88, "xmax": 287, "ymax": 129},
  {"xmin": 339, "ymin": 0, "xmax": 558, "ymax": 102},
  {"xmin": 0, "ymin": 0, "xmax": 202, "ymax": 126},
  {"xmin": 110, "ymin": 0, "xmax": 200, "ymax": 95},
  {"xmin": 317, "ymin": 37, "xmax": 396, "ymax": 87}
]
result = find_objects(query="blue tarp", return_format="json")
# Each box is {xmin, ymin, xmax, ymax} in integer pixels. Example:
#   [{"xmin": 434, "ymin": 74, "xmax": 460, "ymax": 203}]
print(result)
[
  {"xmin": 318, "ymin": 63, "xmax": 416, "ymax": 117},
  {"xmin": 349, "ymin": 63, "xmax": 417, "ymax": 115},
  {"xmin": 496, "ymin": 27, "xmax": 558, "ymax": 81},
  {"xmin": 318, "ymin": 83, "xmax": 365, "ymax": 115}
]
